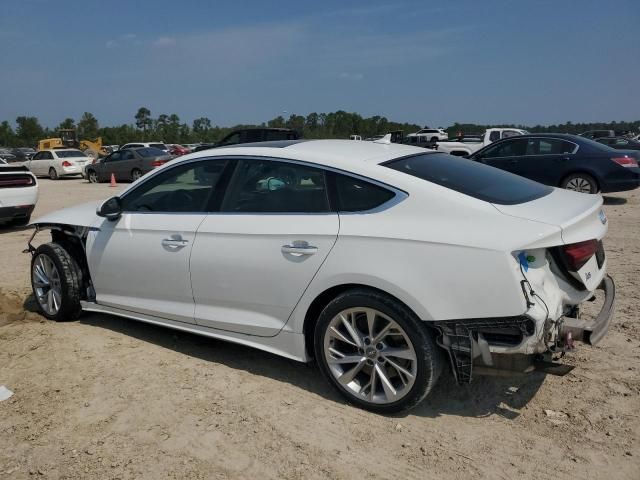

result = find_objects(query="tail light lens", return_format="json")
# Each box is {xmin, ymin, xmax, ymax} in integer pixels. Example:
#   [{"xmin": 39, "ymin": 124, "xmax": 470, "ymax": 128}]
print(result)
[
  {"xmin": 562, "ymin": 239, "xmax": 598, "ymax": 270},
  {"xmin": 0, "ymin": 175, "xmax": 34, "ymax": 187},
  {"xmin": 611, "ymin": 156, "xmax": 638, "ymax": 168},
  {"xmin": 151, "ymin": 160, "xmax": 167, "ymax": 167},
  {"xmin": 62, "ymin": 161, "xmax": 72, "ymax": 167}
]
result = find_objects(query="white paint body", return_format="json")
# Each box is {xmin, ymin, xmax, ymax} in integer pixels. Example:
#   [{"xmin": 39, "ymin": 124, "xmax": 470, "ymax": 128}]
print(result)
[
  {"xmin": 0, "ymin": 168, "xmax": 38, "ymax": 212},
  {"xmin": 31, "ymin": 140, "xmax": 608, "ymax": 361},
  {"xmin": 28, "ymin": 149, "xmax": 92, "ymax": 178}
]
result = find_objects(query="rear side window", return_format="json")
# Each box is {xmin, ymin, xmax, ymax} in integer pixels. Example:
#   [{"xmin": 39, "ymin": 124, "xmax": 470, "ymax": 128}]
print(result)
[
  {"xmin": 525, "ymin": 139, "xmax": 576, "ymax": 155},
  {"xmin": 333, "ymin": 174, "xmax": 395, "ymax": 212},
  {"xmin": 385, "ymin": 153, "xmax": 552, "ymax": 205},
  {"xmin": 138, "ymin": 147, "xmax": 165, "ymax": 157}
]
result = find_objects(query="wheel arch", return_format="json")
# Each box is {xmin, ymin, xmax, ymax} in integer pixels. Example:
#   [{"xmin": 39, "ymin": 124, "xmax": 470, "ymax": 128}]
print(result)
[
  {"xmin": 301, "ymin": 283, "xmax": 428, "ymax": 360},
  {"xmin": 560, "ymin": 169, "xmax": 601, "ymax": 191}
]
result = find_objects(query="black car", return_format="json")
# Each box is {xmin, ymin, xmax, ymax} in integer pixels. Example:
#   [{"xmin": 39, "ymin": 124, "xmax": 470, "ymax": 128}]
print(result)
[
  {"xmin": 10, "ymin": 147, "xmax": 36, "ymax": 162},
  {"xmin": 468, "ymin": 133, "xmax": 640, "ymax": 194},
  {"xmin": 596, "ymin": 137, "xmax": 640, "ymax": 151},
  {"xmin": 0, "ymin": 148, "xmax": 17, "ymax": 163},
  {"xmin": 194, "ymin": 128, "xmax": 300, "ymax": 152}
]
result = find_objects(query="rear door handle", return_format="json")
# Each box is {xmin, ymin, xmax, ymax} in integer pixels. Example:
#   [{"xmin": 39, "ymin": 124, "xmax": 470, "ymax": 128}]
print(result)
[
  {"xmin": 282, "ymin": 241, "xmax": 318, "ymax": 256},
  {"xmin": 162, "ymin": 236, "xmax": 189, "ymax": 249}
]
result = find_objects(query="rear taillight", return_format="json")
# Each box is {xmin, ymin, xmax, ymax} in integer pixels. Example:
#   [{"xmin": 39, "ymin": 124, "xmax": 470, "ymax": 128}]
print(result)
[
  {"xmin": 562, "ymin": 239, "xmax": 598, "ymax": 271},
  {"xmin": 62, "ymin": 161, "xmax": 72, "ymax": 167},
  {"xmin": 0, "ymin": 175, "xmax": 34, "ymax": 187},
  {"xmin": 151, "ymin": 160, "xmax": 167, "ymax": 167},
  {"xmin": 611, "ymin": 156, "xmax": 638, "ymax": 168}
]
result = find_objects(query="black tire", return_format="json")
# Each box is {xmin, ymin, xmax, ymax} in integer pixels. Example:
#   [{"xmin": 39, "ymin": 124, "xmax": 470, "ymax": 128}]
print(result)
[
  {"xmin": 561, "ymin": 173, "xmax": 598, "ymax": 194},
  {"xmin": 30, "ymin": 242, "xmax": 83, "ymax": 321},
  {"xmin": 49, "ymin": 167, "xmax": 59, "ymax": 180},
  {"xmin": 131, "ymin": 168, "xmax": 142, "ymax": 181},
  {"xmin": 87, "ymin": 169, "xmax": 99, "ymax": 183},
  {"xmin": 430, "ymin": 136, "xmax": 438, "ymax": 143},
  {"xmin": 314, "ymin": 288, "xmax": 443, "ymax": 413}
]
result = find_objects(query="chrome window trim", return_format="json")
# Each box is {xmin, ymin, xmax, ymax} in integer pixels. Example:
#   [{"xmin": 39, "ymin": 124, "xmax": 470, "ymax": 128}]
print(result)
[{"xmin": 119, "ymin": 155, "xmax": 407, "ymax": 216}]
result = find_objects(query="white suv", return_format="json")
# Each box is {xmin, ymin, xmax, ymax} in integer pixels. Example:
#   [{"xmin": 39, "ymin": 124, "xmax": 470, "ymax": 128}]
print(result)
[{"xmin": 408, "ymin": 128, "xmax": 448, "ymax": 143}]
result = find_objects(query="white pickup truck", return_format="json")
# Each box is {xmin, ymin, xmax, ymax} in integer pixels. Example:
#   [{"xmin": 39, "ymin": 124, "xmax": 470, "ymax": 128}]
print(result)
[{"xmin": 436, "ymin": 128, "xmax": 528, "ymax": 156}]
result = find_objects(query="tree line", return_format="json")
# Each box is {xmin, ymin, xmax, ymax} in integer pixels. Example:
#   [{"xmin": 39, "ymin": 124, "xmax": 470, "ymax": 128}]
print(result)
[{"xmin": 1, "ymin": 107, "xmax": 638, "ymax": 148}]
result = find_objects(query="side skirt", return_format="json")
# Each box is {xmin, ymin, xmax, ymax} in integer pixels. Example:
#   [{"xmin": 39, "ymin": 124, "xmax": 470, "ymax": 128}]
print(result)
[{"xmin": 80, "ymin": 301, "xmax": 309, "ymax": 362}]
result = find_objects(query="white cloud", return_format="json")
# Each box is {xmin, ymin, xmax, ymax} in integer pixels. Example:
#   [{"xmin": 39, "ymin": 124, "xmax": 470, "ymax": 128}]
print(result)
[
  {"xmin": 105, "ymin": 40, "xmax": 117, "ymax": 49},
  {"xmin": 121, "ymin": 33, "xmax": 137, "ymax": 40},
  {"xmin": 152, "ymin": 36, "xmax": 177, "ymax": 47}
]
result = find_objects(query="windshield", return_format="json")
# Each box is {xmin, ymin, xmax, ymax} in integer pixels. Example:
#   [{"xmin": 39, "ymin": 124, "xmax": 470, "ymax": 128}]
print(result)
[
  {"xmin": 56, "ymin": 150, "xmax": 87, "ymax": 158},
  {"xmin": 137, "ymin": 147, "xmax": 165, "ymax": 157},
  {"xmin": 385, "ymin": 153, "xmax": 553, "ymax": 205}
]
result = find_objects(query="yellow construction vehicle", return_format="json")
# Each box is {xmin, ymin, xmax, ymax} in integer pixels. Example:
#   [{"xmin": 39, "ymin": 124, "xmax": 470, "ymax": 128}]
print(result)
[{"xmin": 38, "ymin": 129, "xmax": 107, "ymax": 158}]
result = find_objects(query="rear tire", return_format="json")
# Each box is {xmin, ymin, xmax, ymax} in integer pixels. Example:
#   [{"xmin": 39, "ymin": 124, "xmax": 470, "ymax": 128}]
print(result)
[
  {"xmin": 314, "ymin": 288, "xmax": 443, "ymax": 413},
  {"xmin": 561, "ymin": 173, "xmax": 598, "ymax": 194},
  {"xmin": 30, "ymin": 243, "xmax": 83, "ymax": 321},
  {"xmin": 49, "ymin": 167, "xmax": 59, "ymax": 180}
]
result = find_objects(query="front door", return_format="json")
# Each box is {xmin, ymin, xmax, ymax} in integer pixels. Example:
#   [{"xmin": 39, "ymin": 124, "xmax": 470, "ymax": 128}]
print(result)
[
  {"xmin": 87, "ymin": 159, "xmax": 230, "ymax": 323},
  {"xmin": 190, "ymin": 158, "xmax": 339, "ymax": 336}
]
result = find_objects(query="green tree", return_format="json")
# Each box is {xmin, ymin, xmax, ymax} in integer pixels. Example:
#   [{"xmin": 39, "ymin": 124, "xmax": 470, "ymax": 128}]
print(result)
[
  {"xmin": 15, "ymin": 116, "xmax": 44, "ymax": 147},
  {"xmin": 134, "ymin": 107, "xmax": 152, "ymax": 138},
  {"xmin": 192, "ymin": 117, "xmax": 212, "ymax": 140},
  {"xmin": 0, "ymin": 120, "xmax": 16, "ymax": 146},
  {"xmin": 77, "ymin": 112, "xmax": 99, "ymax": 139},
  {"xmin": 56, "ymin": 118, "xmax": 76, "ymax": 131}
]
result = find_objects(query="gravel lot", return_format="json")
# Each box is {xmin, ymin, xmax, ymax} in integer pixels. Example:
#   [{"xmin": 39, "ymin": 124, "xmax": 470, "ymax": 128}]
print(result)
[{"xmin": 1, "ymin": 178, "xmax": 638, "ymax": 479}]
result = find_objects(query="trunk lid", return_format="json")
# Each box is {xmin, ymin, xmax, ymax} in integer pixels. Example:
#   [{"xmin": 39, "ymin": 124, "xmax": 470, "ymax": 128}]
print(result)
[
  {"xmin": 491, "ymin": 188, "xmax": 606, "ymax": 245},
  {"xmin": 493, "ymin": 188, "xmax": 608, "ymax": 292}
]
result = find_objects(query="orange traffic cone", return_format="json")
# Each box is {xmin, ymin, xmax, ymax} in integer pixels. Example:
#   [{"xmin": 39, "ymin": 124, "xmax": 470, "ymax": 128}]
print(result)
[{"xmin": 109, "ymin": 173, "xmax": 117, "ymax": 187}]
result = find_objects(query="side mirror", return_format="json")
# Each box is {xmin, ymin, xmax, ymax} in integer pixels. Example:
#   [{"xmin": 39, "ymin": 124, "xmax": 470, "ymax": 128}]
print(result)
[{"xmin": 97, "ymin": 196, "xmax": 122, "ymax": 220}]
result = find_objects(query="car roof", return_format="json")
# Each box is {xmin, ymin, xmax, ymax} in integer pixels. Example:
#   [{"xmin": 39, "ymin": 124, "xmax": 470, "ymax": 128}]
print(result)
[{"xmin": 176, "ymin": 139, "xmax": 431, "ymax": 171}]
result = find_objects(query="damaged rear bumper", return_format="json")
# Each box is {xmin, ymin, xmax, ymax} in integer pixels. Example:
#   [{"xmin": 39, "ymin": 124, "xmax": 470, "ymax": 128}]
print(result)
[
  {"xmin": 432, "ymin": 275, "xmax": 615, "ymax": 384},
  {"xmin": 559, "ymin": 275, "xmax": 615, "ymax": 346}
]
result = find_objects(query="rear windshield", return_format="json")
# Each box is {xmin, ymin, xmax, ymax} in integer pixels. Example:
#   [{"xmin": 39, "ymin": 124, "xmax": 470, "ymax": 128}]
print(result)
[
  {"xmin": 56, "ymin": 150, "xmax": 87, "ymax": 158},
  {"xmin": 149, "ymin": 143, "xmax": 167, "ymax": 150},
  {"xmin": 385, "ymin": 153, "xmax": 553, "ymax": 205},
  {"xmin": 137, "ymin": 147, "xmax": 165, "ymax": 157}
]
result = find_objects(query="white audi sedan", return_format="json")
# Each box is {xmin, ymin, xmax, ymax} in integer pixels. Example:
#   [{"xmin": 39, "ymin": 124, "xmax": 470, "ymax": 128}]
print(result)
[{"xmin": 27, "ymin": 140, "xmax": 614, "ymax": 412}]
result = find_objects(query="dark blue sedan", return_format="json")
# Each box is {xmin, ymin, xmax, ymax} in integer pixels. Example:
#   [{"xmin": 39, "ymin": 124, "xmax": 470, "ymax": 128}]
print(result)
[{"xmin": 469, "ymin": 133, "xmax": 640, "ymax": 194}]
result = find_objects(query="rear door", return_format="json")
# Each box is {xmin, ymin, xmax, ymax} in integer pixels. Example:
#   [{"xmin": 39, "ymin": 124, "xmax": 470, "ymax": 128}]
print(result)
[
  {"xmin": 515, "ymin": 138, "xmax": 578, "ymax": 185},
  {"xmin": 190, "ymin": 158, "xmax": 339, "ymax": 336}
]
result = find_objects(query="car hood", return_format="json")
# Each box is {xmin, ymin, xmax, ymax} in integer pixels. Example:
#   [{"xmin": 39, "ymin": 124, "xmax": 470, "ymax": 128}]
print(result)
[
  {"xmin": 30, "ymin": 200, "xmax": 103, "ymax": 230},
  {"xmin": 492, "ymin": 188, "xmax": 606, "ymax": 245}
]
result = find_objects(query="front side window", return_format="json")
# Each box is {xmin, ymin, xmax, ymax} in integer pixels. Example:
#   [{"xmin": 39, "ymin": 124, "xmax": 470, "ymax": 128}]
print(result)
[
  {"xmin": 333, "ymin": 174, "xmax": 395, "ymax": 212},
  {"xmin": 122, "ymin": 160, "xmax": 229, "ymax": 213},
  {"xmin": 107, "ymin": 152, "xmax": 122, "ymax": 162},
  {"xmin": 222, "ymin": 159, "xmax": 329, "ymax": 213},
  {"xmin": 121, "ymin": 150, "xmax": 135, "ymax": 160},
  {"xmin": 482, "ymin": 138, "xmax": 527, "ymax": 158},
  {"xmin": 385, "ymin": 153, "xmax": 552, "ymax": 205}
]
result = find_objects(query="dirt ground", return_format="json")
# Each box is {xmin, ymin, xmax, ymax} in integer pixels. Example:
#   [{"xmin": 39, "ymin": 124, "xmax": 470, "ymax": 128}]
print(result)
[{"xmin": 0, "ymin": 178, "xmax": 638, "ymax": 479}]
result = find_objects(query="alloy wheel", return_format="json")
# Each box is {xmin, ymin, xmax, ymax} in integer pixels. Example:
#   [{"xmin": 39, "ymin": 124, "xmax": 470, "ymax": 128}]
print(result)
[
  {"xmin": 565, "ymin": 177, "xmax": 593, "ymax": 193},
  {"xmin": 32, "ymin": 254, "xmax": 62, "ymax": 316},
  {"xmin": 88, "ymin": 171, "xmax": 98, "ymax": 183},
  {"xmin": 323, "ymin": 307, "xmax": 417, "ymax": 404}
]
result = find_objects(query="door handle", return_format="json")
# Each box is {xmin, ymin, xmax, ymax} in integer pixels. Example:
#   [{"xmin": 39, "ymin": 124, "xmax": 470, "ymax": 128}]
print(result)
[
  {"xmin": 162, "ymin": 237, "xmax": 189, "ymax": 248},
  {"xmin": 282, "ymin": 241, "xmax": 318, "ymax": 256}
]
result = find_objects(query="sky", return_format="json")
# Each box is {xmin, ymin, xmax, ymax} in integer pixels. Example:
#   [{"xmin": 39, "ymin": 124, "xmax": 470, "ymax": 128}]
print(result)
[{"xmin": 1, "ymin": 0, "xmax": 639, "ymax": 129}]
